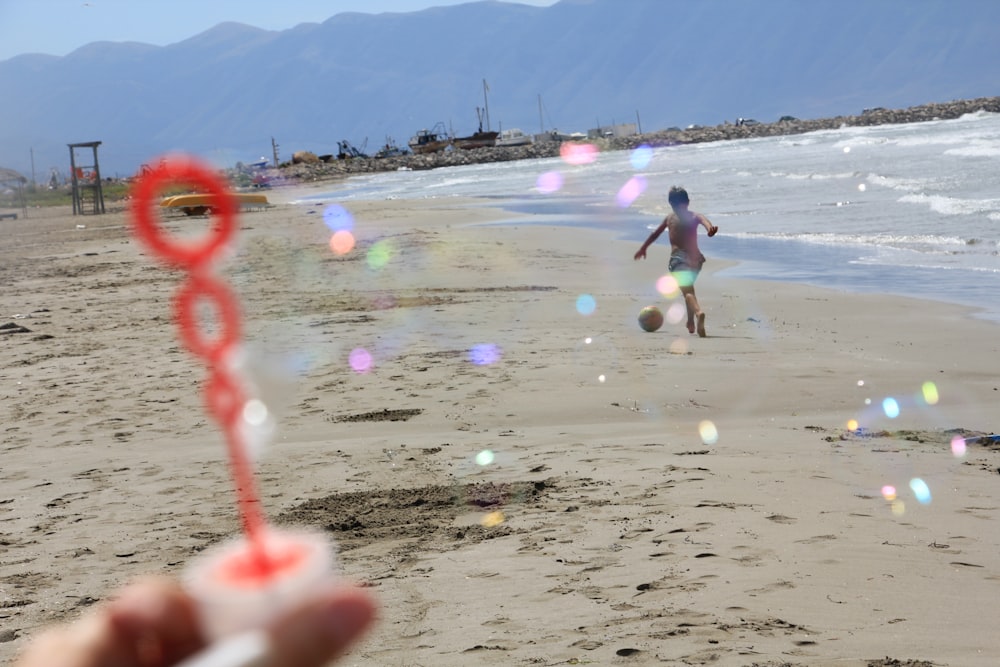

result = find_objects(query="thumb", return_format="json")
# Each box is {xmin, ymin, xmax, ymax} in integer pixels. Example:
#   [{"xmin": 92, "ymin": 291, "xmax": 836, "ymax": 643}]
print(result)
[{"xmin": 265, "ymin": 585, "xmax": 377, "ymax": 667}]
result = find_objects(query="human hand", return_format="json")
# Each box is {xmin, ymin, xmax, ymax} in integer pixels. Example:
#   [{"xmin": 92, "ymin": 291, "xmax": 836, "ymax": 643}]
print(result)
[
  {"xmin": 14, "ymin": 576, "xmax": 376, "ymax": 667},
  {"xmin": 707, "ymin": 225, "xmax": 718, "ymax": 237},
  {"xmin": 634, "ymin": 249, "xmax": 646, "ymax": 260}
]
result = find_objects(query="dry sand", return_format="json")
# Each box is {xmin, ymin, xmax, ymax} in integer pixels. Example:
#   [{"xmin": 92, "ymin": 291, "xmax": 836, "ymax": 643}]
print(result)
[{"xmin": 1, "ymin": 190, "xmax": 999, "ymax": 666}]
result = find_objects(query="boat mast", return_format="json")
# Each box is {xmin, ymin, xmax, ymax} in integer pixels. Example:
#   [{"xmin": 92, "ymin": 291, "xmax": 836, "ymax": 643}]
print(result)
[
  {"xmin": 482, "ymin": 78, "xmax": 491, "ymax": 132},
  {"xmin": 538, "ymin": 94, "xmax": 544, "ymax": 133}
]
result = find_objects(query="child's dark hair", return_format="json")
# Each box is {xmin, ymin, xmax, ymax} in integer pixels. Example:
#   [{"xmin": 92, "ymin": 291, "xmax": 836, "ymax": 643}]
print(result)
[{"xmin": 668, "ymin": 186, "xmax": 689, "ymax": 207}]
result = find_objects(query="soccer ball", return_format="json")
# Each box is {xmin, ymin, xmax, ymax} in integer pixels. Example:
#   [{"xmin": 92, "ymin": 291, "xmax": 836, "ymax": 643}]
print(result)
[{"xmin": 637, "ymin": 306, "xmax": 664, "ymax": 332}]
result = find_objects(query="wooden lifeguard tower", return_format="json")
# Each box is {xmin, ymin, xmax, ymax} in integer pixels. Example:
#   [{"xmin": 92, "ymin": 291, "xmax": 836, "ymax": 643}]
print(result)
[{"xmin": 68, "ymin": 141, "xmax": 106, "ymax": 215}]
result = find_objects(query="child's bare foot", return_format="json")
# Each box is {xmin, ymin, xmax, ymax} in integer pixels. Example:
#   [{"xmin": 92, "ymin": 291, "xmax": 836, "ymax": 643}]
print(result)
[
  {"xmin": 696, "ymin": 312, "xmax": 706, "ymax": 337},
  {"xmin": 687, "ymin": 319, "xmax": 695, "ymax": 334}
]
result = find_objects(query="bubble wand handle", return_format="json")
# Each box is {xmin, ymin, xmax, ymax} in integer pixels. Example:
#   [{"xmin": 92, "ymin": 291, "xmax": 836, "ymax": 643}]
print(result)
[{"xmin": 131, "ymin": 157, "xmax": 267, "ymax": 560}]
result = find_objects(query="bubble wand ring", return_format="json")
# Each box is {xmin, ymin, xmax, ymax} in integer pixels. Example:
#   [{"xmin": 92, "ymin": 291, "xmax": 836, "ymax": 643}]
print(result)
[
  {"xmin": 130, "ymin": 158, "xmax": 337, "ymax": 646},
  {"xmin": 131, "ymin": 157, "xmax": 237, "ymax": 268},
  {"xmin": 131, "ymin": 158, "xmax": 268, "ymax": 556}
]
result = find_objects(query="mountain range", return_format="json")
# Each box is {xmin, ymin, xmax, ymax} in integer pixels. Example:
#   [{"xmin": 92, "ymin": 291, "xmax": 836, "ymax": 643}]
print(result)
[{"xmin": 1, "ymin": 0, "xmax": 997, "ymax": 178}]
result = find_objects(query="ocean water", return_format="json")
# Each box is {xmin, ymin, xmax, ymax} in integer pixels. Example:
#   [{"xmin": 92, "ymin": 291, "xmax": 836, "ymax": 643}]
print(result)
[{"xmin": 295, "ymin": 111, "xmax": 1000, "ymax": 321}]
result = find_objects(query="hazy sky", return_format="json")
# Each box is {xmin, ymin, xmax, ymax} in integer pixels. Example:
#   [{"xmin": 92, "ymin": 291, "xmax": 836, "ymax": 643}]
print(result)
[{"xmin": 0, "ymin": 0, "xmax": 558, "ymax": 61}]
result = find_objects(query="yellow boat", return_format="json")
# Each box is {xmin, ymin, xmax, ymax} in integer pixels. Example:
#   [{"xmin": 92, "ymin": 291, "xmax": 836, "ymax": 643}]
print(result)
[{"xmin": 160, "ymin": 192, "xmax": 269, "ymax": 216}]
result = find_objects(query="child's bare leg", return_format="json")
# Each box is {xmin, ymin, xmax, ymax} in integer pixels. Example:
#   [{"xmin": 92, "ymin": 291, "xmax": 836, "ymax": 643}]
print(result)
[{"xmin": 682, "ymin": 288, "xmax": 702, "ymax": 335}]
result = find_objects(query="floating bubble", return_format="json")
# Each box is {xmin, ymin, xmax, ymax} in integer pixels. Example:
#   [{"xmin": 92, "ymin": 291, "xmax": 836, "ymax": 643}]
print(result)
[
  {"xmin": 329, "ymin": 230, "xmax": 355, "ymax": 255},
  {"xmin": 858, "ymin": 183, "xmax": 867, "ymax": 192},
  {"xmin": 242, "ymin": 398, "xmax": 269, "ymax": 427},
  {"xmin": 669, "ymin": 338, "xmax": 688, "ymax": 355},
  {"xmin": 598, "ymin": 374, "xmax": 606, "ymax": 383},
  {"xmin": 475, "ymin": 449, "xmax": 495, "ymax": 466},
  {"xmin": 673, "ymin": 270, "xmax": 697, "ymax": 288},
  {"xmin": 367, "ymin": 239, "xmax": 393, "ymax": 270},
  {"xmin": 864, "ymin": 398, "xmax": 872, "ymax": 405},
  {"xmin": 857, "ymin": 380, "xmax": 865, "ymax": 387},
  {"xmin": 881, "ymin": 485, "xmax": 897, "ymax": 501},
  {"xmin": 951, "ymin": 435, "xmax": 967, "ymax": 457},
  {"xmin": 348, "ymin": 347, "xmax": 372, "ymax": 373},
  {"xmin": 322, "ymin": 204, "xmax": 354, "ymax": 233},
  {"xmin": 909, "ymin": 478, "xmax": 931, "ymax": 504},
  {"xmin": 469, "ymin": 343, "xmax": 501, "ymax": 366},
  {"xmin": 921, "ymin": 381, "xmax": 939, "ymax": 405},
  {"xmin": 584, "ymin": 336, "xmax": 592, "ymax": 345},
  {"xmin": 615, "ymin": 175, "xmax": 647, "ymax": 208},
  {"xmin": 576, "ymin": 293, "xmax": 597, "ymax": 315},
  {"xmin": 891, "ymin": 499, "xmax": 906, "ymax": 516},
  {"xmin": 560, "ymin": 142, "xmax": 598, "ymax": 166},
  {"xmin": 656, "ymin": 274, "xmax": 679, "ymax": 297},
  {"xmin": 882, "ymin": 397, "xmax": 900, "ymax": 418},
  {"xmin": 481, "ymin": 510, "xmax": 506, "ymax": 528},
  {"xmin": 698, "ymin": 420, "xmax": 719, "ymax": 445},
  {"xmin": 536, "ymin": 170, "xmax": 564, "ymax": 193},
  {"xmin": 665, "ymin": 302, "xmax": 686, "ymax": 324},
  {"xmin": 843, "ymin": 146, "xmax": 851, "ymax": 154},
  {"xmin": 847, "ymin": 419, "xmax": 859, "ymax": 431},
  {"xmin": 629, "ymin": 144, "xmax": 653, "ymax": 170}
]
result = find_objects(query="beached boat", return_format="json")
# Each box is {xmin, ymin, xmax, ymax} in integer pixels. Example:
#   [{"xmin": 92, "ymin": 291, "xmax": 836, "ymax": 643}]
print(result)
[
  {"xmin": 452, "ymin": 128, "xmax": 498, "ymax": 150},
  {"xmin": 495, "ymin": 128, "xmax": 533, "ymax": 147},
  {"xmin": 408, "ymin": 122, "xmax": 451, "ymax": 154},
  {"xmin": 160, "ymin": 192, "xmax": 269, "ymax": 216},
  {"xmin": 454, "ymin": 79, "xmax": 499, "ymax": 150}
]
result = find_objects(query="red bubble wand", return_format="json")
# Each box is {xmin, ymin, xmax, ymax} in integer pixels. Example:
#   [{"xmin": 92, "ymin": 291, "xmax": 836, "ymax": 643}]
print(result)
[{"xmin": 131, "ymin": 156, "xmax": 335, "ymax": 643}]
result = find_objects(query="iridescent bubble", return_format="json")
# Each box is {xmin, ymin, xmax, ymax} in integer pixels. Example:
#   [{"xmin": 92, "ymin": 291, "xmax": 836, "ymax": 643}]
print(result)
[
  {"xmin": 864, "ymin": 398, "xmax": 872, "ymax": 405},
  {"xmin": 598, "ymin": 374, "xmax": 606, "ymax": 383},
  {"xmin": 615, "ymin": 175, "xmax": 647, "ymax": 208},
  {"xmin": 367, "ymin": 239, "xmax": 393, "ymax": 269},
  {"xmin": 909, "ymin": 478, "xmax": 931, "ymax": 504},
  {"xmin": 349, "ymin": 347, "xmax": 372, "ymax": 373},
  {"xmin": 469, "ymin": 343, "xmax": 501, "ymax": 366},
  {"xmin": 891, "ymin": 499, "xmax": 905, "ymax": 516},
  {"xmin": 629, "ymin": 144, "xmax": 653, "ymax": 170},
  {"xmin": 242, "ymin": 398, "xmax": 269, "ymax": 426},
  {"xmin": 847, "ymin": 419, "xmax": 859, "ymax": 431},
  {"xmin": 921, "ymin": 381, "xmax": 939, "ymax": 405},
  {"xmin": 843, "ymin": 146, "xmax": 851, "ymax": 154},
  {"xmin": 698, "ymin": 420, "xmax": 719, "ymax": 445},
  {"xmin": 665, "ymin": 302, "xmax": 686, "ymax": 324},
  {"xmin": 881, "ymin": 485, "xmax": 897, "ymax": 501},
  {"xmin": 475, "ymin": 449, "xmax": 495, "ymax": 466},
  {"xmin": 329, "ymin": 230, "xmax": 355, "ymax": 255},
  {"xmin": 536, "ymin": 170, "xmax": 564, "ymax": 193},
  {"xmin": 857, "ymin": 380, "xmax": 865, "ymax": 387},
  {"xmin": 950, "ymin": 436, "xmax": 967, "ymax": 457},
  {"xmin": 656, "ymin": 274, "xmax": 679, "ymax": 297},
  {"xmin": 882, "ymin": 397, "xmax": 900, "ymax": 418},
  {"xmin": 858, "ymin": 183, "xmax": 867, "ymax": 192},
  {"xmin": 576, "ymin": 293, "xmax": 597, "ymax": 315},
  {"xmin": 322, "ymin": 204, "xmax": 354, "ymax": 233},
  {"xmin": 560, "ymin": 142, "xmax": 598, "ymax": 166},
  {"xmin": 481, "ymin": 510, "xmax": 506, "ymax": 528}
]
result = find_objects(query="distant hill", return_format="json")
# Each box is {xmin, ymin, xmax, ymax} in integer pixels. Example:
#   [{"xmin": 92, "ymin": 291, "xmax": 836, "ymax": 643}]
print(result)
[{"xmin": 1, "ymin": 0, "xmax": 997, "ymax": 177}]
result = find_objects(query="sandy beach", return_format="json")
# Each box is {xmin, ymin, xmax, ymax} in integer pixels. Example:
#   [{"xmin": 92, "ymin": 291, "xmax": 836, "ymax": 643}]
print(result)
[{"xmin": 2, "ymin": 190, "xmax": 999, "ymax": 666}]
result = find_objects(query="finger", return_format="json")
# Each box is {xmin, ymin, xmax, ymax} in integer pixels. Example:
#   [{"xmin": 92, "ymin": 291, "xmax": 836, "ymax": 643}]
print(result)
[
  {"xmin": 14, "ymin": 611, "xmax": 132, "ymax": 667},
  {"xmin": 108, "ymin": 577, "xmax": 206, "ymax": 665},
  {"xmin": 264, "ymin": 585, "xmax": 376, "ymax": 667}
]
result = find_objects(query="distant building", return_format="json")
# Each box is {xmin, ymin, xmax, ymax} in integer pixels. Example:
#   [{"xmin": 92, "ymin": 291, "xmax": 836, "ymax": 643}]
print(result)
[{"xmin": 587, "ymin": 123, "xmax": 638, "ymax": 139}]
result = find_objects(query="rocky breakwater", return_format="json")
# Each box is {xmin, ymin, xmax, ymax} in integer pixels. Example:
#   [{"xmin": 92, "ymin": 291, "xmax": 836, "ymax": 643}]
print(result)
[
  {"xmin": 611, "ymin": 96, "xmax": 1000, "ymax": 151},
  {"xmin": 272, "ymin": 96, "xmax": 1000, "ymax": 183},
  {"xmin": 278, "ymin": 140, "xmax": 566, "ymax": 182}
]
